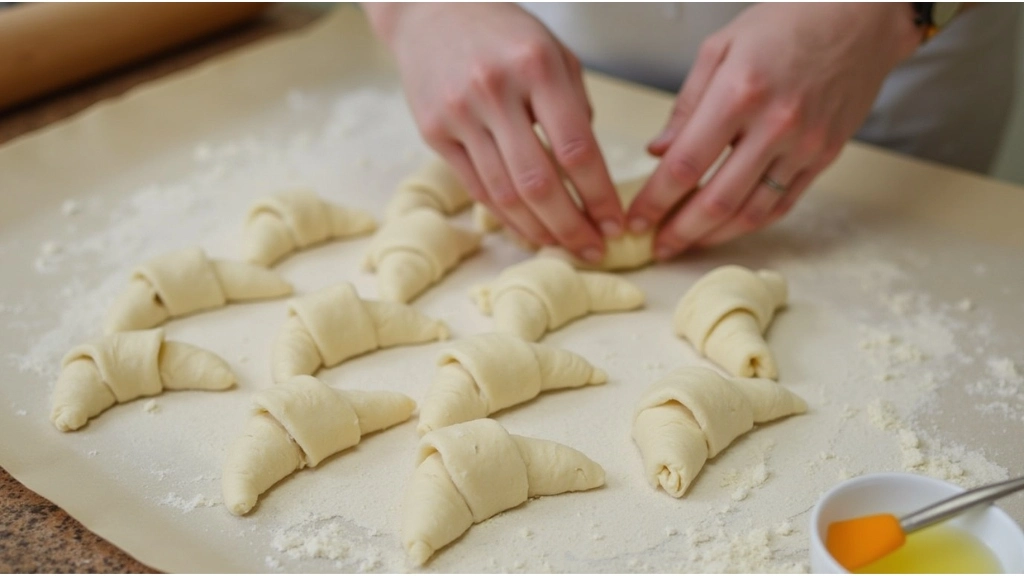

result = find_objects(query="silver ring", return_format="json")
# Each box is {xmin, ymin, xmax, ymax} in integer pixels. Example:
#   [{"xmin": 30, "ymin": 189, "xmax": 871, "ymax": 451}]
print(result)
[{"xmin": 761, "ymin": 176, "xmax": 788, "ymax": 194}]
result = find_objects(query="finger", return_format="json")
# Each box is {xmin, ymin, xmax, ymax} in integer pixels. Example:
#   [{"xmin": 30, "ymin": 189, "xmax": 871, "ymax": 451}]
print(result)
[
  {"xmin": 486, "ymin": 106, "xmax": 607, "ymax": 263},
  {"xmin": 763, "ymin": 166, "xmax": 819, "ymax": 226},
  {"xmin": 561, "ymin": 47, "xmax": 593, "ymax": 122},
  {"xmin": 455, "ymin": 131, "xmax": 556, "ymax": 246},
  {"xmin": 532, "ymin": 81, "xmax": 625, "ymax": 238},
  {"xmin": 695, "ymin": 156, "xmax": 805, "ymax": 247},
  {"xmin": 434, "ymin": 140, "xmax": 535, "ymax": 242},
  {"xmin": 654, "ymin": 130, "xmax": 778, "ymax": 260},
  {"xmin": 627, "ymin": 89, "xmax": 745, "ymax": 235},
  {"xmin": 647, "ymin": 35, "xmax": 729, "ymax": 157}
]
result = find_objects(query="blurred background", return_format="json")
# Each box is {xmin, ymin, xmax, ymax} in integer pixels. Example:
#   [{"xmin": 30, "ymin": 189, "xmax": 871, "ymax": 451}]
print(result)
[{"xmin": 1, "ymin": 2, "xmax": 1021, "ymax": 185}]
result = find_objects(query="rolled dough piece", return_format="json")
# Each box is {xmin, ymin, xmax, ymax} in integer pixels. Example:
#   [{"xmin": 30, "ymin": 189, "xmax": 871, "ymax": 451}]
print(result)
[
  {"xmin": 418, "ymin": 333, "xmax": 607, "ymax": 434},
  {"xmin": 673, "ymin": 265, "xmax": 788, "ymax": 379},
  {"xmin": 272, "ymin": 282, "xmax": 449, "ymax": 382},
  {"xmin": 402, "ymin": 418, "xmax": 605, "ymax": 566},
  {"xmin": 385, "ymin": 157, "xmax": 472, "ymax": 221},
  {"xmin": 244, "ymin": 189, "xmax": 376, "ymax": 267},
  {"xmin": 632, "ymin": 366, "xmax": 806, "ymax": 498},
  {"xmin": 51, "ymin": 328, "xmax": 235, "ymax": 432},
  {"xmin": 222, "ymin": 374, "xmax": 415, "ymax": 516},
  {"xmin": 364, "ymin": 208, "xmax": 482, "ymax": 303},
  {"xmin": 105, "ymin": 247, "xmax": 292, "ymax": 334},
  {"xmin": 470, "ymin": 257, "xmax": 645, "ymax": 341},
  {"xmin": 472, "ymin": 202, "xmax": 503, "ymax": 233},
  {"xmin": 535, "ymin": 178, "xmax": 654, "ymax": 271}
]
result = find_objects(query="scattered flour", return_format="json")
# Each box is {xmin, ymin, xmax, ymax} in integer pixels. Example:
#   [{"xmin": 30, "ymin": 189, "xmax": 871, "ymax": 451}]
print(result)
[
  {"xmin": 270, "ymin": 517, "xmax": 389, "ymax": 572},
  {"xmin": 158, "ymin": 492, "xmax": 218, "ymax": 512}
]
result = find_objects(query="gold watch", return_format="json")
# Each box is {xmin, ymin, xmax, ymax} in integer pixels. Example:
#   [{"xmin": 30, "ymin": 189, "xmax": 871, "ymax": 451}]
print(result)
[{"xmin": 912, "ymin": 3, "xmax": 964, "ymax": 41}]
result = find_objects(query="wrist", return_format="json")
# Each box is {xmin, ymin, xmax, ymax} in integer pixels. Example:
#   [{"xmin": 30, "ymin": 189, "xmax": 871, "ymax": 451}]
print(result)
[
  {"xmin": 883, "ymin": 3, "xmax": 928, "ymax": 63},
  {"xmin": 363, "ymin": 3, "xmax": 416, "ymax": 48}
]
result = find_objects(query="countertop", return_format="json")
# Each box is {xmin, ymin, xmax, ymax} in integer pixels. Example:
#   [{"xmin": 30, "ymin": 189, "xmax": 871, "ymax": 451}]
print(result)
[{"xmin": 0, "ymin": 5, "xmax": 321, "ymax": 572}]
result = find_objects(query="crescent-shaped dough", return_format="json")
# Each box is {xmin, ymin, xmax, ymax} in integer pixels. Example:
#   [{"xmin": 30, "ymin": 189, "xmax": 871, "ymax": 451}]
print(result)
[
  {"xmin": 271, "ymin": 283, "xmax": 449, "ymax": 382},
  {"xmin": 222, "ymin": 375, "xmax": 415, "ymax": 516},
  {"xmin": 632, "ymin": 366, "xmax": 806, "ymax": 498},
  {"xmin": 402, "ymin": 418, "xmax": 605, "ymax": 566},
  {"xmin": 364, "ymin": 209, "xmax": 481, "ymax": 303},
  {"xmin": 673, "ymin": 265, "xmax": 788, "ymax": 379},
  {"xmin": 244, "ymin": 189, "xmax": 376, "ymax": 267},
  {"xmin": 418, "ymin": 333, "xmax": 607, "ymax": 434},
  {"xmin": 470, "ymin": 257, "xmax": 645, "ymax": 341},
  {"xmin": 51, "ymin": 328, "xmax": 235, "ymax": 432},
  {"xmin": 385, "ymin": 157, "xmax": 472, "ymax": 221},
  {"xmin": 105, "ymin": 247, "xmax": 293, "ymax": 334},
  {"xmin": 534, "ymin": 178, "xmax": 654, "ymax": 271}
]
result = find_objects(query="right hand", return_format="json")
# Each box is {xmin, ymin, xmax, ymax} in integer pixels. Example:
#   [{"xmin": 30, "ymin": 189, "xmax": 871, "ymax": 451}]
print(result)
[{"xmin": 366, "ymin": 3, "xmax": 624, "ymax": 262}]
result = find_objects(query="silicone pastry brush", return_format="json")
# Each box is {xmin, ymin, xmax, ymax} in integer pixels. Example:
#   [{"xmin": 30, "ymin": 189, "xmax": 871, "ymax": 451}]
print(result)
[{"xmin": 825, "ymin": 475, "xmax": 1024, "ymax": 571}]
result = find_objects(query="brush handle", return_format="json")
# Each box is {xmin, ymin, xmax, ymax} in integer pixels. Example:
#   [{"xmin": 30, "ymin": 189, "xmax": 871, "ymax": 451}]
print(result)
[{"xmin": 900, "ymin": 475, "xmax": 1024, "ymax": 534}]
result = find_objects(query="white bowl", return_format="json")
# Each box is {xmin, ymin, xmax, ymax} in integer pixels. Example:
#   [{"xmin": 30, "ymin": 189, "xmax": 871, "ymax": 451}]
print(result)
[{"xmin": 808, "ymin": 472, "xmax": 1024, "ymax": 573}]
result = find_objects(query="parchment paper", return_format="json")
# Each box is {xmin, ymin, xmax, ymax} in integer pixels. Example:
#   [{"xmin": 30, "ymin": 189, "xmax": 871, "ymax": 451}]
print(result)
[{"xmin": 1, "ymin": 7, "xmax": 1022, "ymax": 573}]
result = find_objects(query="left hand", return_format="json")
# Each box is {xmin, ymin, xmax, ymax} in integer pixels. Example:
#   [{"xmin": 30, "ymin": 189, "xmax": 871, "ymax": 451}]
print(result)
[{"xmin": 626, "ymin": 3, "xmax": 923, "ymax": 259}]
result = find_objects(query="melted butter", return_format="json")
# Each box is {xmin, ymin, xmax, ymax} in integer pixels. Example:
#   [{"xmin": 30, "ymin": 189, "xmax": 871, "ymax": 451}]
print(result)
[{"xmin": 856, "ymin": 523, "xmax": 1003, "ymax": 574}]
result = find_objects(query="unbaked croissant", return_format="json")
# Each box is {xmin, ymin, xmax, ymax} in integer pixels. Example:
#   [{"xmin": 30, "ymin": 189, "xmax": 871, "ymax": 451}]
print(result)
[
  {"xmin": 51, "ymin": 328, "xmax": 235, "ymax": 432},
  {"xmin": 402, "ymin": 418, "xmax": 605, "ymax": 566},
  {"xmin": 271, "ymin": 282, "xmax": 449, "ymax": 382},
  {"xmin": 244, "ymin": 189, "xmax": 376, "ymax": 267},
  {"xmin": 673, "ymin": 265, "xmax": 787, "ymax": 379},
  {"xmin": 418, "ymin": 333, "xmax": 606, "ymax": 434},
  {"xmin": 471, "ymin": 257, "xmax": 645, "ymax": 341},
  {"xmin": 105, "ymin": 247, "xmax": 292, "ymax": 334},
  {"xmin": 364, "ymin": 209, "xmax": 481, "ymax": 303},
  {"xmin": 222, "ymin": 375, "xmax": 415, "ymax": 516},
  {"xmin": 632, "ymin": 366, "xmax": 806, "ymax": 498},
  {"xmin": 385, "ymin": 157, "xmax": 471, "ymax": 221}
]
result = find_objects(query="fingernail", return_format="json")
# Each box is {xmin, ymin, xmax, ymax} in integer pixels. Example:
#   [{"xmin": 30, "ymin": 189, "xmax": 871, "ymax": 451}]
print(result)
[
  {"xmin": 628, "ymin": 217, "xmax": 649, "ymax": 234},
  {"xmin": 581, "ymin": 247, "xmax": 603, "ymax": 263},
  {"xmin": 655, "ymin": 245, "xmax": 676, "ymax": 261},
  {"xmin": 648, "ymin": 129, "xmax": 672, "ymax": 149},
  {"xmin": 599, "ymin": 219, "xmax": 623, "ymax": 238}
]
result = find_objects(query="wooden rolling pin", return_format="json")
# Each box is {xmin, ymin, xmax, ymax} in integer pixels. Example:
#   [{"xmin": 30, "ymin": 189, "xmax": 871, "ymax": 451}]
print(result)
[{"xmin": 0, "ymin": 2, "xmax": 270, "ymax": 111}]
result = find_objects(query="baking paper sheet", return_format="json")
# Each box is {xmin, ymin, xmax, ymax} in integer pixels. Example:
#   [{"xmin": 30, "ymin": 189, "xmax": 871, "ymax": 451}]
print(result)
[{"xmin": 2, "ymin": 7, "xmax": 1022, "ymax": 573}]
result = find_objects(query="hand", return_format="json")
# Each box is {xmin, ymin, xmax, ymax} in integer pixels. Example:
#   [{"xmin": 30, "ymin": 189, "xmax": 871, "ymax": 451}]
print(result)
[
  {"xmin": 626, "ymin": 3, "xmax": 923, "ymax": 260},
  {"xmin": 366, "ymin": 3, "xmax": 624, "ymax": 262}
]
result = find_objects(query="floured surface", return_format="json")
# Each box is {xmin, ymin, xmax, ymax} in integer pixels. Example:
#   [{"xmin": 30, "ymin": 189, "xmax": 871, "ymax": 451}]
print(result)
[{"xmin": 1, "ymin": 8, "xmax": 1023, "ymax": 573}]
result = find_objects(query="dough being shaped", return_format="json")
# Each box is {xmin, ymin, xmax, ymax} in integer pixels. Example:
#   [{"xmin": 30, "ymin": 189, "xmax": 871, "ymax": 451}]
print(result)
[
  {"xmin": 51, "ymin": 328, "xmax": 235, "ymax": 432},
  {"xmin": 632, "ymin": 366, "xmax": 806, "ymax": 498},
  {"xmin": 472, "ymin": 202, "xmax": 503, "ymax": 233},
  {"xmin": 471, "ymin": 257, "xmax": 645, "ymax": 341},
  {"xmin": 402, "ymin": 418, "xmax": 605, "ymax": 565},
  {"xmin": 364, "ymin": 209, "xmax": 482, "ymax": 303},
  {"xmin": 222, "ymin": 375, "xmax": 415, "ymax": 515},
  {"xmin": 418, "ymin": 333, "xmax": 606, "ymax": 434},
  {"xmin": 272, "ymin": 282, "xmax": 449, "ymax": 382},
  {"xmin": 244, "ymin": 189, "xmax": 376, "ymax": 267},
  {"xmin": 385, "ymin": 157, "xmax": 472, "ymax": 221},
  {"xmin": 105, "ymin": 247, "xmax": 292, "ymax": 334},
  {"xmin": 535, "ymin": 178, "xmax": 654, "ymax": 271},
  {"xmin": 538, "ymin": 232, "xmax": 654, "ymax": 271},
  {"xmin": 673, "ymin": 265, "xmax": 787, "ymax": 379}
]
